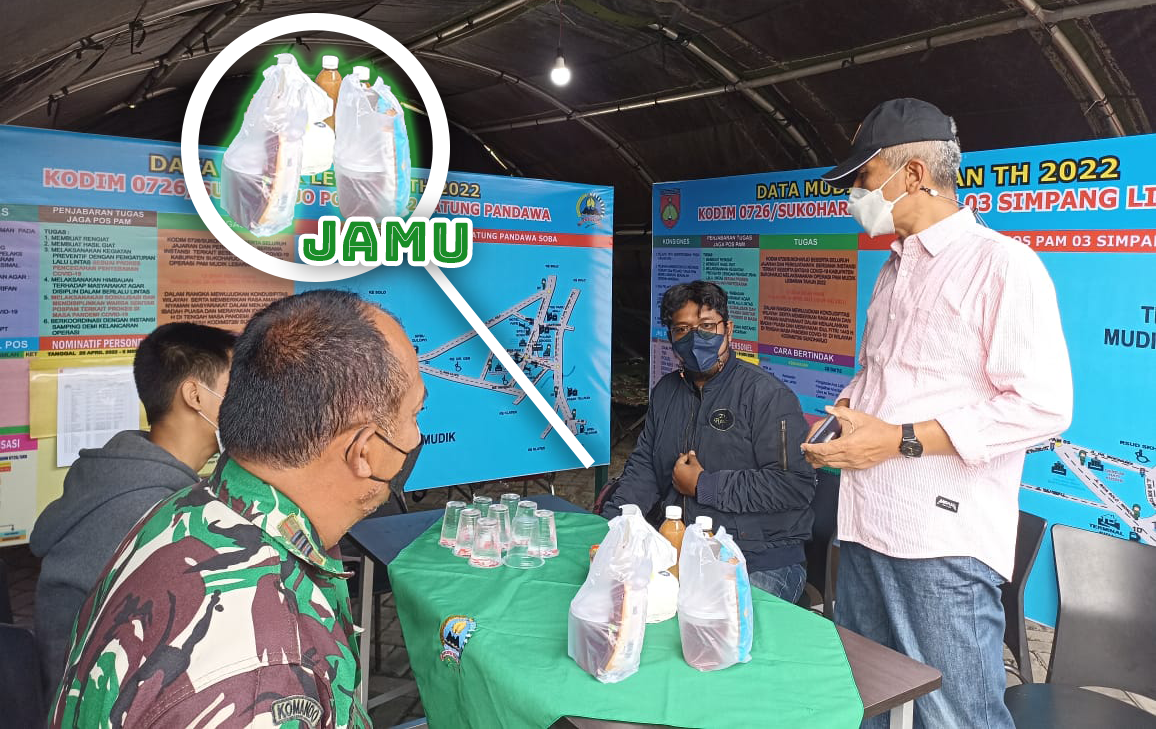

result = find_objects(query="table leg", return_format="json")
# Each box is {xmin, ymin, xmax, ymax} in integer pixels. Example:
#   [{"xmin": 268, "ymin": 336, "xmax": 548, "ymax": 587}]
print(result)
[
  {"xmin": 889, "ymin": 700, "xmax": 914, "ymax": 729},
  {"xmin": 358, "ymin": 556, "xmax": 375, "ymax": 710}
]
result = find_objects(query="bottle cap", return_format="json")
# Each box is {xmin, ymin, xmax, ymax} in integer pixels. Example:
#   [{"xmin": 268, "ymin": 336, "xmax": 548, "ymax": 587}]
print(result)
[
  {"xmin": 322, "ymin": 55, "xmax": 339, "ymax": 69},
  {"xmin": 620, "ymin": 504, "xmax": 641, "ymax": 517},
  {"xmin": 665, "ymin": 505, "xmax": 683, "ymax": 521},
  {"xmin": 695, "ymin": 516, "xmax": 713, "ymax": 531},
  {"xmin": 353, "ymin": 65, "xmax": 370, "ymax": 81},
  {"xmin": 276, "ymin": 54, "xmax": 295, "ymax": 65}
]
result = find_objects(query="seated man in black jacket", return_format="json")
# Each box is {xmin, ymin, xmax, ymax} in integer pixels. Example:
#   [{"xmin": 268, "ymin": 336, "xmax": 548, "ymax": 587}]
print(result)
[{"xmin": 602, "ymin": 280, "xmax": 816, "ymax": 602}]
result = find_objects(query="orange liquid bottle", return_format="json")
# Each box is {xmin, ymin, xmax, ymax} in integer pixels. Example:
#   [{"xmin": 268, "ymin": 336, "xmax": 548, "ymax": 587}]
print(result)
[
  {"xmin": 315, "ymin": 55, "xmax": 342, "ymax": 129},
  {"xmin": 659, "ymin": 505, "xmax": 686, "ymax": 578}
]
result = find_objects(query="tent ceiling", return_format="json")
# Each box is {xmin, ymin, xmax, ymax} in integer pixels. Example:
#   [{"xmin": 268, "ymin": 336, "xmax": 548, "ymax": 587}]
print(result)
[{"xmin": 2, "ymin": 0, "xmax": 1155, "ymax": 230}]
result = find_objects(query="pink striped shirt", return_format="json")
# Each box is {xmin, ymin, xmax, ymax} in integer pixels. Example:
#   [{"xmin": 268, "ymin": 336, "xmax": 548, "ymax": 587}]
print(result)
[{"xmin": 838, "ymin": 208, "xmax": 1072, "ymax": 579}]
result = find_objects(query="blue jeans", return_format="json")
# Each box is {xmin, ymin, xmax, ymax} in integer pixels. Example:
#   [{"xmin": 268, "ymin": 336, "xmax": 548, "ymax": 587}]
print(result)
[
  {"xmin": 835, "ymin": 542, "xmax": 1013, "ymax": 729},
  {"xmin": 748, "ymin": 562, "xmax": 807, "ymax": 603}
]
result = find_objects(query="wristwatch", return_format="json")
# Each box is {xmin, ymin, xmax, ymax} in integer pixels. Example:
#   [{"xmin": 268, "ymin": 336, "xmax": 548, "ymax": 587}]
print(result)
[{"xmin": 899, "ymin": 423, "xmax": 923, "ymax": 458}]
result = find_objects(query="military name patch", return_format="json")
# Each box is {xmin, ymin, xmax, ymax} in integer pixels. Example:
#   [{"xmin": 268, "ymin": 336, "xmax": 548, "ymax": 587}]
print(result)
[
  {"xmin": 440, "ymin": 615, "xmax": 478, "ymax": 665},
  {"xmin": 709, "ymin": 408, "xmax": 735, "ymax": 431},
  {"xmin": 271, "ymin": 695, "xmax": 323, "ymax": 727}
]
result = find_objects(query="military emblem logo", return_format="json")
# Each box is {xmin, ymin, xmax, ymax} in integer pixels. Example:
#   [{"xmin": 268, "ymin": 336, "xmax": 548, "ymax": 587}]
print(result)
[
  {"xmin": 440, "ymin": 615, "xmax": 478, "ymax": 665},
  {"xmin": 659, "ymin": 188, "xmax": 680, "ymax": 229},
  {"xmin": 577, "ymin": 192, "xmax": 606, "ymax": 227},
  {"xmin": 709, "ymin": 408, "xmax": 735, "ymax": 431}
]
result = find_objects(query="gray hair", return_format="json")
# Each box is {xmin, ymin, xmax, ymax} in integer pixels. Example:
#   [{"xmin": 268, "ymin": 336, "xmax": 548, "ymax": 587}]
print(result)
[
  {"xmin": 219, "ymin": 289, "xmax": 408, "ymax": 468},
  {"xmin": 879, "ymin": 116, "xmax": 961, "ymax": 191}
]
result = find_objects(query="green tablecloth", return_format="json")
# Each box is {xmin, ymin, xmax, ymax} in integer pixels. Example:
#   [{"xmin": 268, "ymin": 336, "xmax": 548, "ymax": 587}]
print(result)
[{"xmin": 389, "ymin": 512, "xmax": 863, "ymax": 728}]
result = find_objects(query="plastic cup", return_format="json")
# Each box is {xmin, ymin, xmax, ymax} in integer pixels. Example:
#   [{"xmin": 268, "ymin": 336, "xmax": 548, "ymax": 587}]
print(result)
[
  {"xmin": 530, "ymin": 509, "xmax": 559, "ymax": 558},
  {"xmin": 453, "ymin": 508, "xmax": 481, "ymax": 558},
  {"xmin": 439, "ymin": 500, "xmax": 466, "ymax": 548},
  {"xmin": 489, "ymin": 504, "xmax": 512, "ymax": 550},
  {"xmin": 472, "ymin": 495, "xmax": 493, "ymax": 518},
  {"xmin": 469, "ymin": 517, "xmax": 503, "ymax": 569},
  {"xmin": 504, "ymin": 515, "xmax": 544, "ymax": 569},
  {"xmin": 515, "ymin": 500, "xmax": 538, "ymax": 521},
  {"xmin": 500, "ymin": 493, "xmax": 521, "ymax": 514}
]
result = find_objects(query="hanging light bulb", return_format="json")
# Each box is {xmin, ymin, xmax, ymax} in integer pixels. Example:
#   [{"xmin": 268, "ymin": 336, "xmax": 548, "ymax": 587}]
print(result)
[
  {"xmin": 550, "ymin": 49, "xmax": 571, "ymax": 86},
  {"xmin": 549, "ymin": 1, "xmax": 571, "ymax": 86}
]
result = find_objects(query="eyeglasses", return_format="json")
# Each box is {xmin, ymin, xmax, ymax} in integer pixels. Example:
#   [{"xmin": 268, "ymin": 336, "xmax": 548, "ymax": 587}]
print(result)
[{"xmin": 669, "ymin": 321, "xmax": 725, "ymax": 339}]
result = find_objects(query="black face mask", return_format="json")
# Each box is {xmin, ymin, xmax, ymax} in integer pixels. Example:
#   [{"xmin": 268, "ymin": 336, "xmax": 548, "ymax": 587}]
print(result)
[
  {"xmin": 347, "ymin": 428, "xmax": 423, "ymax": 495},
  {"xmin": 377, "ymin": 435, "xmax": 422, "ymax": 495}
]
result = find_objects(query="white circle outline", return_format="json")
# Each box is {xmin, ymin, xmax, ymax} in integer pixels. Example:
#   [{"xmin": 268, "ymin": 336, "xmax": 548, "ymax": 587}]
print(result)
[{"xmin": 180, "ymin": 13, "xmax": 449, "ymax": 282}]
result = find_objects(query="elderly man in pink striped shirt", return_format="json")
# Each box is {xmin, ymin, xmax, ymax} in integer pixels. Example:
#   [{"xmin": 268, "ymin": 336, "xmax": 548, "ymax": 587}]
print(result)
[{"xmin": 802, "ymin": 98, "xmax": 1072, "ymax": 729}]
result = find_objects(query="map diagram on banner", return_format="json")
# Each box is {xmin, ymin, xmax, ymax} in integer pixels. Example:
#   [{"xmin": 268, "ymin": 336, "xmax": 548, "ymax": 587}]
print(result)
[
  {"xmin": 294, "ymin": 172, "xmax": 613, "ymax": 491},
  {"xmin": 323, "ymin": 225, "xmax": 612, "ymax": 490},
  {"xmin": 417, "ymin": 275, "xmax": 587, "ymax": 440},
  {"xmin": 1024, "ymin": 438, "xmax": 1155, "ymax": 544}
]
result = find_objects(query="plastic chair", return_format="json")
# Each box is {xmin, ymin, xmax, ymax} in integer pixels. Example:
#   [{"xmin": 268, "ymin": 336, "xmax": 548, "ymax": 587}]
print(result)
[
  {"xmin": 0, "ymin": 624, "xmax": 47, "ymax": 726},
  {"xmin": 1001, "ymin": 510, "xmax": 1047, "ymax": 683},
  {"xmin": 1004, "ymin": 524, "xmax": 1156, "ymax": 727},
  {"xmin": 800, "ymin": 468, "xmax": 838, "ymax": 617}
]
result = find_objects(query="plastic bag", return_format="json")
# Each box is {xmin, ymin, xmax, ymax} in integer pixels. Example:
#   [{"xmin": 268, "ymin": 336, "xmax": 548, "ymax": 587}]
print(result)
[
  {"xmin": 568, "ymin": 505, "xmax": 675, "ymax": 683},
  {"xmin": 677, "ymin": 524, "xmax": 754, "ymax": 671},
  {"xmin": 333, "ymin": 76, "xmax": 412, "ymax": 219},
  {"xmin": 222, "ymin": 54, "xmax": 332, "ymax": 236},
  {"xmin": 300, "ymin": 120, "xmax": 335, "ymax": 176}
]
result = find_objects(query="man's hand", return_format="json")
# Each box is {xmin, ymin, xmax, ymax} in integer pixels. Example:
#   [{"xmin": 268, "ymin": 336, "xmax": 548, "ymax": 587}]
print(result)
[
  {"xmin": 806, "ymin": 398, "xmax": 851, "ymax": 441},
  {"xmin": 672, "ymin": 451, "xmax": 704, "ymax": 496},
  {"xmin": 801, "ymin": 405, "xmax": 901, "ymax": 470}
]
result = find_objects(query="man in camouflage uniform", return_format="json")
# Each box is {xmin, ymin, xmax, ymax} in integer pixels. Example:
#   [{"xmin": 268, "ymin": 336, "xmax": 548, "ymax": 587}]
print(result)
[{"xmin": 50, "ymin": 290, "xmax": 426, "ymax": 728}]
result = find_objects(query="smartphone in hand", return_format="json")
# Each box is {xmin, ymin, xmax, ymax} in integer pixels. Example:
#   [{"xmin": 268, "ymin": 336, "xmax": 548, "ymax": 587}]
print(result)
[{"xmin": 806, "ymin": 414, "xmax": 843, "ymax": 444}]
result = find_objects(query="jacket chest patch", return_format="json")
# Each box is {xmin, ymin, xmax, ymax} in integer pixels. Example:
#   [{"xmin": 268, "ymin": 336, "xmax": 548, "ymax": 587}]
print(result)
[{"xmin": 709, "ymin": 408, "xmax": 735, "ymax": 431}]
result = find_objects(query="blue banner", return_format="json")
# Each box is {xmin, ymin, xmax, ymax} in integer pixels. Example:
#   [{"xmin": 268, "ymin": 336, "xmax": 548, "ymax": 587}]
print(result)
[
  {"xmin": 0, "ymin": 125, "xmax": 612, "ymax": 544},
  {"xmin": 652, "ymin": 133, "xmax": 1156, "ymax": 626}
]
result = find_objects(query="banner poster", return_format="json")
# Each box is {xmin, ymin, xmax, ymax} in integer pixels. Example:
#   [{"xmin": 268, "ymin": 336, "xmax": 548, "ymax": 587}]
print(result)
[
  {"xmin": 651, "ymin": 133, "xmax": 1156, "ymax": 624},
  {"xmin": 0, "ymin": 125, "xmax": 613, "ymax": 544}
]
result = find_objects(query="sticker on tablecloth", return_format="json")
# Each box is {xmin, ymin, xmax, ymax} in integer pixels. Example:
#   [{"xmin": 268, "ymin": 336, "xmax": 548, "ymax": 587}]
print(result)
[{"xmin": 440, "ymin": 615, "xmax": 478, "ymax": 665}]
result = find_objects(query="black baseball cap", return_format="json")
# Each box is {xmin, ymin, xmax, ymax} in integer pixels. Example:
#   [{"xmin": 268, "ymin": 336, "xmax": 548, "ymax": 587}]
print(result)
[{"xmin": 820, "ymin": 98, "xmax": 956, "ymax": 186}]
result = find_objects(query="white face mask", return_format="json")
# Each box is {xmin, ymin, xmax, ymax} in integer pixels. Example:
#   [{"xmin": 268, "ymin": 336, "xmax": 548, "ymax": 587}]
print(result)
[
  {"xmin": 195, "ymin": 410, "xmax": 223, "ymax": 454},
  {"xmin": 847, "ymin": 162, "xmax": 909, "ymax": 237},
  {"xmin": 196, "ymin": 383, "xmax": 224, "ymax": 454}
]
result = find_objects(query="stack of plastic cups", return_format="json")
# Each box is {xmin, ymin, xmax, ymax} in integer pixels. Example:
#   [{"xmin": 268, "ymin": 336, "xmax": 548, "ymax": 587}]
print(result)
[
  {"xmin": 439, "ymin": 501, "xmax": 466, "ymax": 548},
  {"xmin": 468, "ymin": 517, "xmax": 503, "ymax": 569},
  {"xmin": 489, "ymin": 504, "xmax": 512, "ymax": 550},
  {"xmin": 504, "ymin": 514, "xmax": 544, "ymax": 569},
  {"xmin": 530, "ymin": 510, "xmax": 559, "ymax": 558},
  {"xmin": 472, "ymin": 495, "xmax": 493, "ymax": 518},
  {"xmin": 500, "ymin": 493, "xmax": 521, "ymax": 515},
  {"xmin": 453, "ymin": 508, "xmax": 481, "ymax": 558},
  {"xmin": 515, "ymin": 500, "xmax": 538, "ymax": 521}
]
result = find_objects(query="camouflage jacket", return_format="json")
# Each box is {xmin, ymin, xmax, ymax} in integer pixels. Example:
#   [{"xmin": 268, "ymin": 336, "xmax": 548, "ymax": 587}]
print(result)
[{"xmin": 49, "ymin": 457, "xmax": 369, "ymax": 729}]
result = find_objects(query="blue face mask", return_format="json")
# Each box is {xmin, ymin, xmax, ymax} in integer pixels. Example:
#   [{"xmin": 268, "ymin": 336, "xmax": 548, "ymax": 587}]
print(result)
[{"xmin": 672, "ymin": 329, "xmax": 726, "ymax": 374}]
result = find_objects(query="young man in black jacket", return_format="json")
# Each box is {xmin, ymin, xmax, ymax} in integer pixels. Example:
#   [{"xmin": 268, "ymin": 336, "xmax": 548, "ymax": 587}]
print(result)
[{"xmin": 602, "ymin": 280, "xmax": 816, "ymax": 602}]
